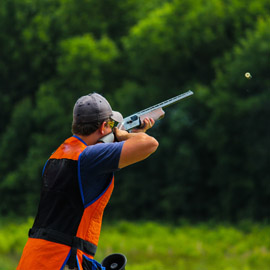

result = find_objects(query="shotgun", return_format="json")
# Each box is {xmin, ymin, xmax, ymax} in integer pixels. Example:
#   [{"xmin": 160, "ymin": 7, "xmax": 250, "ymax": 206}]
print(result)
[{"xmin": 99, "ymin": 90, "xmax": 193, "ymax": 143}]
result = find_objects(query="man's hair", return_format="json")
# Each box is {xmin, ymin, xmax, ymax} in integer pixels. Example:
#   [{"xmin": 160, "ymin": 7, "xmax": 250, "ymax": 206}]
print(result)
[{"xmin": 72, "ymin": 119, "xmax": 107, "ymax": 136}]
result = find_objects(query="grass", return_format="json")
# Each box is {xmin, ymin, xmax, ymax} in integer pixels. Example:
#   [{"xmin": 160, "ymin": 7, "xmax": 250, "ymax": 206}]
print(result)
[
  {"xmin": 0, "ymin": 219, "xmax": 270, "ymax": 269},
  {"xmin": 0, "ymin": 217, "xmax": 33, "ymax": 269}
]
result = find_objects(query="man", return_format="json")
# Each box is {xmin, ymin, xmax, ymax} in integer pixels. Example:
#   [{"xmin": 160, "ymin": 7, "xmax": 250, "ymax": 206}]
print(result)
[{"xmin": 17, "ymin": 93, "xmax": 158, "ymax": 270}]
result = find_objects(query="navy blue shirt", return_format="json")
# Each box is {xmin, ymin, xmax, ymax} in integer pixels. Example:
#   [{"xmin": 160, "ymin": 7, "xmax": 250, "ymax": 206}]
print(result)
[{"xmin": 77, "ymin": 139, "xmax": 124, "ymax": 207}]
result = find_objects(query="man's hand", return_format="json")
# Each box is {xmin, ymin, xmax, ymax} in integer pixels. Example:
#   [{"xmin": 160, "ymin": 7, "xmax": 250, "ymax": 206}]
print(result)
[
  {"xmin": 114, "ymin": 117, "xmax": 155, "ymax": 142},
  {"xmin": 113, "ymin": 128, "xmax": 130, "ymax": 142},
  {"xmin": 131, "ymin": 117, "xmax": 155, "ymax": 133}
]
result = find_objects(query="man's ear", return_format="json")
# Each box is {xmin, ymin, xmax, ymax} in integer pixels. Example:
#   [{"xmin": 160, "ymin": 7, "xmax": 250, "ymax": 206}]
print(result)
[{"xmin": 99, "ymin": 121, "xmax": 107, "ymax": 135}]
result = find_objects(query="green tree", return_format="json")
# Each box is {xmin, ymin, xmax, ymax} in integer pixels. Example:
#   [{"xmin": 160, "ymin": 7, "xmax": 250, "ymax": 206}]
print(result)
[
  {"xmin": 57, "ymin": 0, "xmax": 170, "ymax": 40},
  {"xmin": 202, "ymin": 17, "xmax": 270, "ymax": 220},
  {"xmin": 0, "ymin": 0, "xmax": 269, "ymax": 222},
  {"xmin": 109, "ymin": 4, "xmax": 270, "ymax": 221},
  {"xmin": 0, "ymin": 0, "xmax": 62, "ymax": 131},
  {"xmin": 122, "ymin": 0, "xmax": 270, "ymax": 91},
  {"xmin": 0, "ymin": 98, "xmax": 35, "ymax": 215}
]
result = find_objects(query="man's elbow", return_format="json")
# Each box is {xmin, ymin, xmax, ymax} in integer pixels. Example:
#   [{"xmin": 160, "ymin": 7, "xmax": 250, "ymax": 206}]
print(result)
[
  {"xmin": 136, "ymin": 133, "xmax": 159, "ymax": 156},
  {"xmin": 144, "ymin": 135, "xmax": 159, "ymax": 155},
  {"xmin": 149, "ymin": 137, "xmax": 159, "ymax": 153}
]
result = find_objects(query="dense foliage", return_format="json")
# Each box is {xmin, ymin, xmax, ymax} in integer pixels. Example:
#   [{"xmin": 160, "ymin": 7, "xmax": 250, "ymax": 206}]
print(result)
[{"xmin": 0, "ymin": 0, "xmax": 269, "ymax": 222}]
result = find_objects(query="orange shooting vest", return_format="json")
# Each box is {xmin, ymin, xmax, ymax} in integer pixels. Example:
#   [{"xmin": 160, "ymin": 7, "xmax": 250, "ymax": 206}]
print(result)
[{"xmin": 17, "ymin": 136, "xmax": 114, "ymax": 270}]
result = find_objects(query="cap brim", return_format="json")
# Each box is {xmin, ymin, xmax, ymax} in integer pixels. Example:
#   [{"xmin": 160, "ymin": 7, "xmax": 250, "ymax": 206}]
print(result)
[{"xmin": 111, "ymin": 111, "xmax": 123, "ymax": 123}]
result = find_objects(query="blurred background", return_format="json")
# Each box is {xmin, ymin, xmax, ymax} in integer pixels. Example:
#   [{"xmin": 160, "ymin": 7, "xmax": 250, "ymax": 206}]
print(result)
[{"xmin": 0, "ymin": 0, "xmax": 269, "ymax": 269}]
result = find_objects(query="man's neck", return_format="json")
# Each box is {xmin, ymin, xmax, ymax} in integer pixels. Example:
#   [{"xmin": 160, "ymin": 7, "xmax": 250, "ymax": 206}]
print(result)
[{"xmin": 73, "ymin": 134, "xmax": 98, "ymax": 146}]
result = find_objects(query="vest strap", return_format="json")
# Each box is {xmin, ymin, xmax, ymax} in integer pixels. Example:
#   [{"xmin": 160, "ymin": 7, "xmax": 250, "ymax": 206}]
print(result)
[{"xmin": 29, "ymin": 227, "xmax": 97, "ymax": 258}]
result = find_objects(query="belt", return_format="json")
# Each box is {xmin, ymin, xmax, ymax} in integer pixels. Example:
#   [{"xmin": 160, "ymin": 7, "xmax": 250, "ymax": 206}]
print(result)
[{"xmin": 29, "ymin": 227, "xmax": 97, "ymax": 269}]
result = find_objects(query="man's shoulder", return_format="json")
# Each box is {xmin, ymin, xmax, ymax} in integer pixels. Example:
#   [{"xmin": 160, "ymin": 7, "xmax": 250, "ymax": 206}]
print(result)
[
  {"xmin": 85, "ymin": 141, "xmax": 124, "ymax": 152},
  {"xmin": 79, "ymin": 142, "xmax": 124, "ymax": 173},
  {"xmin": 80, "ymin": 142, "xmax": 124, "ymax": 159}
]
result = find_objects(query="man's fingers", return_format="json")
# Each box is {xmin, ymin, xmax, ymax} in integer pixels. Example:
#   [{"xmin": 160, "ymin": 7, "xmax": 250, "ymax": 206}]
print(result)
[
  {"xmin": 149, "ymin": 118, "xmax": 155, "ymax": 127},
  {"xmin": 142, "ymin": 118, "xmax": 155, "ymax": 130}
]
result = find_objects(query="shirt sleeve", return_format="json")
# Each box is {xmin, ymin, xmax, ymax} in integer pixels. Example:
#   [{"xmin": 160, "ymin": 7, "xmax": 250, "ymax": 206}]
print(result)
[
  {"xmin": 78, "ymin": 142, "xmax": 124, "ymax": 205},
  {"xmin": 79, "ymin": 141, "xmax": 124, "ymax": 173}
]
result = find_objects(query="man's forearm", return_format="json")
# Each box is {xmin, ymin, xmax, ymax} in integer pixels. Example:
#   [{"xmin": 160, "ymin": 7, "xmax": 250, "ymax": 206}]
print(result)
[{"xmin": 115, "ymin": 127, "xmax": 159, "ymax": 168}]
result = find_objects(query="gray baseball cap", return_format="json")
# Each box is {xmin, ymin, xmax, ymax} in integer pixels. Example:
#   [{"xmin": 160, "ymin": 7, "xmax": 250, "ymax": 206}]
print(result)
[{"xmin": 73, "ymin": 93, "xmax": 123, "ymax": 124}]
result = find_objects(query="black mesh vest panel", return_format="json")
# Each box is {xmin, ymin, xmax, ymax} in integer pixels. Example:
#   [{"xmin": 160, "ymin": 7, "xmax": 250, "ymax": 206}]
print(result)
[{"xmin": 32, "ymin": 158, "xmax": 84, "ymax": 235}]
